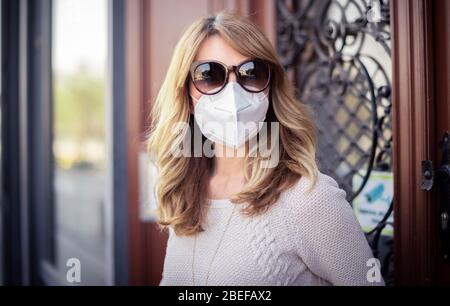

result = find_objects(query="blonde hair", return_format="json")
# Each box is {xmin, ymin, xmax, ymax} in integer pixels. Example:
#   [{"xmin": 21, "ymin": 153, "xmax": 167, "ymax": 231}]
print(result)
[{"xmin": 147, "ymin": 12, "xmax": 318, "ymax": 236}]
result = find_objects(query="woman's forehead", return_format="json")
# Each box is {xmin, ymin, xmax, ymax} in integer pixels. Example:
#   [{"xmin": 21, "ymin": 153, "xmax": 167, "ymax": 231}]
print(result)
[{"xmin": 194, "ymin": 35, "xmax": 250, "ymax": 66}]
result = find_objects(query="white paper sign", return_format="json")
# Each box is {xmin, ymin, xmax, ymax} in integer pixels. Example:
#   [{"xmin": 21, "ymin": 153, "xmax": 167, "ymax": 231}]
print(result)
[
  {"xmin": 352, "ymin": 170, "xmax": 394, "ymax": 236},
  {"xmin": 139, "ymin": 151, "xmax": 159, "ymax": 222}
]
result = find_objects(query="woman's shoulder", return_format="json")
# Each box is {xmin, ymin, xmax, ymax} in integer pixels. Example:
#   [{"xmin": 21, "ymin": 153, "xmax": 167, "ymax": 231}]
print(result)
[
  {"xmin": 276, "ymin": 171, "xmax": 354, "ymax": 227},
  {"xmin": 280, "ymin": 171, "xmax": 348, "ymax": 208},
  {"xmin": 277, "ymin": 172, "xmax": 382, "ymax": 286}
]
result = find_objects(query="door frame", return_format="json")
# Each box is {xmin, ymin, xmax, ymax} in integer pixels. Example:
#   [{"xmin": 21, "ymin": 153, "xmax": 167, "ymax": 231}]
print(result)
[
  {"xmin": 391, "ymin": 0, "xmax": 450, "ymax": 285},
  {"xmin": 1, "ymin": 0, "xmax": 54, "ymax": 285},
  {"xmin": 1, "ymin": 0, "xmax": 128, "ymax": 285},
  {"xmin": 432, "ymin": 0, "xmax": 450, "ymax": 286}
]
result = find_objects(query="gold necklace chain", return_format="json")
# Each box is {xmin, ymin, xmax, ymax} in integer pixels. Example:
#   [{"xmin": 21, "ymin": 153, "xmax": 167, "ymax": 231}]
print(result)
[{"xmin": 192, "ymin": 204, "xmax": 237, "ymax": 286}]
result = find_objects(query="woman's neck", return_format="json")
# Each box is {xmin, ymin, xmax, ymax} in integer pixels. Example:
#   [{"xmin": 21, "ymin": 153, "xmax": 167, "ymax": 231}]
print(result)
[
  {"xmin": 212, "ymin": 143, "xmax": 246, "ymax": 177},
  {"xmin": 207, "ymin": 143, "xmax": 247, "ymax": 200}
]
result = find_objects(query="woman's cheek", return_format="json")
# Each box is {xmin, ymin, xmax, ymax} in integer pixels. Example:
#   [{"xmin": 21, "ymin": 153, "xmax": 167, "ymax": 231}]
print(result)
[{"xmin": 189, "ymin": 84, "xmax": 202, "ymax": 108}]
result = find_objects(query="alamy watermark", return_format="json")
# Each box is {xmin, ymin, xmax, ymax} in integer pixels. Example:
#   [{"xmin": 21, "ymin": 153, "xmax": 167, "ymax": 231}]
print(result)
[
  {"xmin": 367, "ymin": 0, "xmax": 382, "ymax": 23},
  {"xmin": 169, "ymin": 121, "xmax": 280, "ymax": 169},
  {"xmin": 66, "ymin": 258, "xmax": 81, "ymax": 283},
  {"xmin": 366, "ymin": 257, "xmax": 383, "ymax": 283}
]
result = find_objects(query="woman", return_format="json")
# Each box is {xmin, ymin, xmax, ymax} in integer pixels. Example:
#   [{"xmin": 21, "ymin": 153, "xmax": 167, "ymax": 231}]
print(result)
[{"xmin": 148, "ymin": 12, "xmax": 384, "ymax": 286}]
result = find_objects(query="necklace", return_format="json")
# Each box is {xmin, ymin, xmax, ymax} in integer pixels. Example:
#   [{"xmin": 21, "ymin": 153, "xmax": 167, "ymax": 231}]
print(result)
[{"xmin": 192, "ymin": 204, "xmax": 237, "ymax": 286}]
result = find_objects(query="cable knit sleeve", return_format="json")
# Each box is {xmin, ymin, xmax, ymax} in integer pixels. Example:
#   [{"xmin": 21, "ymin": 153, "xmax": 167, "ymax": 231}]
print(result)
[{"xmin": 283, "ymin": 173, "xmax": 385, "ymax": 286}]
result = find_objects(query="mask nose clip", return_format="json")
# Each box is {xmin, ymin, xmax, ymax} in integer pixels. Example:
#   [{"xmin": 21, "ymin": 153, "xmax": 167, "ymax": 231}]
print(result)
[{"xmin": 212, "ymin": 82, "xmax": 252, "ymax": 114}]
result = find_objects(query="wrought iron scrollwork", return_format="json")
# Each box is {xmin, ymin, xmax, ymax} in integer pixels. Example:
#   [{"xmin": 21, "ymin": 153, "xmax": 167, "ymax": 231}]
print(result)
[{"xmin": 277, "ymin": 0, "xmax": 394, "ymax": 285}]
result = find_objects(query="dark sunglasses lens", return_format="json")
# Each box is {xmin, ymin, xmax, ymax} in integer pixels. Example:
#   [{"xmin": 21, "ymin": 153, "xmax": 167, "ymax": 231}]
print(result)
[
  {"xmin": 192, "ymin": 62, "xmax": 226, "ymax": 94},
  {"xmin": 238, "ymin": 60, "xmax": 270, "ymax": 92}
]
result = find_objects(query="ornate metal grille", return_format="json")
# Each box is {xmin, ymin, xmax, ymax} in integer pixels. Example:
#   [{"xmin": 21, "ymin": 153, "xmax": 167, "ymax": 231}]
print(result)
[{"xmin": 277, "ymin": 0, "xmax": 394, "ymax": 285}]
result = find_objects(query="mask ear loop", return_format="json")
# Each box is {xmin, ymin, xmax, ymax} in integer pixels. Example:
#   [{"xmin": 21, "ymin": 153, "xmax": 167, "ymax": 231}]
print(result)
[
  {"xmin": 261, "ymin": 90, "xmax": 270, "ymax": 100},
  {"xmin": 189, "ymin": 94, "xmax": 200, "ymax": 104},
  {"xmin": 250, "ymin": 87, "xmax": 270, "ymax": 103},
  {"xmin": 260, "ymin": 78, "xmax": 271, "ymax": 100}
]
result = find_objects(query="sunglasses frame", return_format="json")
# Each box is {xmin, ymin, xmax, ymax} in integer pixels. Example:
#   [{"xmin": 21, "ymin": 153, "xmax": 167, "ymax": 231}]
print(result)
[{"xmin": 189, "ymin": 58, "xmax": 272, "ymax": 95}]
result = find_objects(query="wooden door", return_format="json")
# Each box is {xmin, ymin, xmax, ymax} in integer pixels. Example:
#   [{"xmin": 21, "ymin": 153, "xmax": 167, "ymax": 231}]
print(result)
[
  {"xmin": 431, "ymin": 0, "xmax": 450, "ymax": 286},
  {"xmin": 392, "ymin": 0, "xmax": 450, "ymax": 286}
]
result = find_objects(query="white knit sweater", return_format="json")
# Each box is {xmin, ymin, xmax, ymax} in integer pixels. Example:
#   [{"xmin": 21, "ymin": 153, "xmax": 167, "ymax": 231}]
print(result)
[{"xmin": 159, "ymin": 172, "xmax": 385, "ymax": 286}]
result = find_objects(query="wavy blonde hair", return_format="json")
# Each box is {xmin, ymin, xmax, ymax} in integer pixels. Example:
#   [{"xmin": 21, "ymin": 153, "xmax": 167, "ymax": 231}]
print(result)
[{"xmin": 148, "ymin": 12, "xmax": 318, "ymax": 236}]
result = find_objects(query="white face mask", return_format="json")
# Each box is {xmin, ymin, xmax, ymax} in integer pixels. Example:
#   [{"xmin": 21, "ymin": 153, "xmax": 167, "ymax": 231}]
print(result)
[{"xmin": 192, "ymin": 82, "xmax": 269, "ymax": 148}]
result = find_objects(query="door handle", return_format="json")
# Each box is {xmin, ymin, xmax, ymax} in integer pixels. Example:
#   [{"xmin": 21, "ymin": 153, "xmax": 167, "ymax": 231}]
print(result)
[{"xmin": 421, "ymin": 131, "xmax": 450, "ymax": 261}]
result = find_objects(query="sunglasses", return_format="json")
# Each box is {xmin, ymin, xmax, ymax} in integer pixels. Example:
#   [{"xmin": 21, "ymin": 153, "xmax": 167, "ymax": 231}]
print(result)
[{"xmin": 189, "ymin": 59, "xmax": 272, "ymax": 95}]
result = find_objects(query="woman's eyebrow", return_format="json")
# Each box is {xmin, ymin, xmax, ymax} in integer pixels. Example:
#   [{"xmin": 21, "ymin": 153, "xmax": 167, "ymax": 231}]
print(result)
[{"xmin": 194, "ymin": 58, "xmax": 252, "ymax": 66}]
